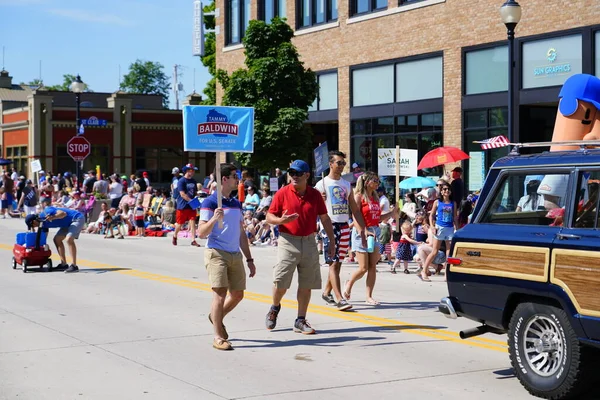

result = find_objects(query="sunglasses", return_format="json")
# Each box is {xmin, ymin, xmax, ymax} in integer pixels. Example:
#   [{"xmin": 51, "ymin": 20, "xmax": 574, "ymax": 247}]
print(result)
[
  {"xmin": 441, "ymin": 187, "xmax": 451, "ymax": 192},
  {"xmin": 289, "ymin": 170, "xmax": 304, "ymax": 177},
  {"xmin": 333, "ymin": 161, "xmax": 347, "ymax": 166}
]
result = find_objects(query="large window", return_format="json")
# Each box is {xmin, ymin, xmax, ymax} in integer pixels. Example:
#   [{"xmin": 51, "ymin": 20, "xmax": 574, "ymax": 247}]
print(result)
[
  {"xmin": 396, "ymin": 56, "xmax": 443, "ymax": 102},
  {"xmin": 135, "ymin": 147, "xmax": 183, "ymax": 184},
  {"xmin": 351, "ymin": 0, "xmax": 386, "ymax": 16},
  {"xmin": 522, "ymin": 35, "xmax": 582, "ymax": 89},
  {"xmin": 352, "ymin": 56, "xmax": 443, "ymax": 107},
  {"xmin": 5, "ymin": 146, "xmax": 28, "ymax": 176},
  {"xmin": 297, "ymin": 0, "xmax": 337, "ymax": 28},
  {"xmin": 259, "ymin": 0, "xmax": 286, "ymax": 22},
  {"xmin": 56, "ymin": 145, "xmax": 110, "ymax": 178},
  {"xmin": 463, "ymin": 107, "xmax": 508, "ymax": 193},
  {"xmin": 465, "ymin": 46, "xmax": 508, "ymax": 95},
  {"xmin": 309, "ymin": 72, "xmax": 338, "ymax": 111},
  {"xmin": 352, "ymin": 65, "xmax": 394, "ymax": 107},
  {"xmin": 226, "ymin": 0, "xmax": 251, "ymax": 45}
]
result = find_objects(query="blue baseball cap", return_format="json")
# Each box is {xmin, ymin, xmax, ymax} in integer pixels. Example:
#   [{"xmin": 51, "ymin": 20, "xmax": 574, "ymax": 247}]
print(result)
[
  {"xmin": 289, "ymin": 160, "xmax": 309, "ymax": 173},
  {"xmin": 558, "ymin": 74, "xmax": 600, "ymax": 116}
]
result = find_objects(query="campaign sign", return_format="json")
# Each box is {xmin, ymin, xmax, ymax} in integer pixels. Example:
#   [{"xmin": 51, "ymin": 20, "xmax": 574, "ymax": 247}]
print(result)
[
  {"xmin": 313, "ymin": 142, "xmax": 329, "ymax": 176},
  {"xmin": 183, "ymin": 106, "xmax": 254, "ymax": 153},
  {"xmin": 377, "ymin": 148, "xmax": 418, "ymax": 177}
]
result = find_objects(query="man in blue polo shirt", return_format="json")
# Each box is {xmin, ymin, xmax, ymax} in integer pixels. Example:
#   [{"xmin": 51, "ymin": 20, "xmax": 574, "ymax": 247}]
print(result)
[
  {"xmin": 38, "ymin": 197, "xmax": 85, "ymax": 273},
  {"xmin": 199, "ymin": 163, "xmax": 256, "ymax": 351}
]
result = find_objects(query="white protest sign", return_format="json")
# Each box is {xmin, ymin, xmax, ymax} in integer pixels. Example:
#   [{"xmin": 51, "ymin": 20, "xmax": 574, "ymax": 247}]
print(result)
[
  {"xmin": 468, "ymin": 151, "xmax": 485, "ymax": 191},
  {"xmin": 377, "ymin": 148, "xmax": 418, "ymax": 177},
  {"xmin": 269, "ymin": 177, "xmax": 279, "ymax": 192},
  {"xmin": 31, "ymin": 159, "xmax": 42, "ymax": 173}
]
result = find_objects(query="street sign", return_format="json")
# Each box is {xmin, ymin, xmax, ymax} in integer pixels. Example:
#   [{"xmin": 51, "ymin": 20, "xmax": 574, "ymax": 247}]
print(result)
[
  {"xmin": 67, "ymin": 136, "xmax": 91, "ymax": 162},
  {"xmin": 313, "ymin": 142, "xmax": 329, "ymax": 176},
  {"xmin": 81, "ymin": 116, "xmax": 108, "ymax": 127}
]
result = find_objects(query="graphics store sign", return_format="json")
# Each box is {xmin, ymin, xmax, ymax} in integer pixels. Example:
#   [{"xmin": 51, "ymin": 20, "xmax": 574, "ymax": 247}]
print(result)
[{"xmin": 522, "ymin": 35, "xmax": 582, "ymax": 89}]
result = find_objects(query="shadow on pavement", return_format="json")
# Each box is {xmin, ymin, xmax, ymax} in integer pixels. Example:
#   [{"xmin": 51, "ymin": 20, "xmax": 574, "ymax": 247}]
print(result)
[
  {"xmin": 493, "ymin": 368, "xmax": 516, "ymax": 380},
  {"xmin": 350, "ymin": 301, "xmax": 440, "ymax": 312},
  {"xmin": 232, "ymin": 335, "xmax": 386, "ymax": 348},
  {"xmin": 79, "ymin": 268, "xmax": 132, "ymax": 274},
  {"xmin": 319, "ymin": 325, "xmax": 447, "ymax": 335}
]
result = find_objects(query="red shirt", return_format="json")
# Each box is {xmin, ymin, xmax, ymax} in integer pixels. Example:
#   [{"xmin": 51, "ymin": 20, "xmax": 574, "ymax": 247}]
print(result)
[
  {"xmin": 269, "ymin": 185, "xmax": 327, "ymax": 236},
  {"xmin": 361, "ymin": 195, "xmax": 381, "ymax": 227}
]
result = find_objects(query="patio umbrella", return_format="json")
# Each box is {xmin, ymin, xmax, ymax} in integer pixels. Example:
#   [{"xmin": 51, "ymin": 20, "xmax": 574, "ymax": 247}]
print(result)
[
  {"xmin": 417, "ymin": 146, "xmax": 470, "ymax": 170},
  {"xmin": 341, "ymin": 171, "xmax": 363, "ymax": 184},
  {"xmin": 0, "ymin": 158, "xmax": 12, "ymax": 166},
  {"xmin": 399, "ymin": 176, "xmax": 437, "ymax": 189}
]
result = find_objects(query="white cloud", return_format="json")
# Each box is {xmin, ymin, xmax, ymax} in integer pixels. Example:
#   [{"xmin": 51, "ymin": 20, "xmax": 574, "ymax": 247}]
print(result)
[{"xmin": 47, "ymin": 8, "xmax": 135, "ymax": 27}]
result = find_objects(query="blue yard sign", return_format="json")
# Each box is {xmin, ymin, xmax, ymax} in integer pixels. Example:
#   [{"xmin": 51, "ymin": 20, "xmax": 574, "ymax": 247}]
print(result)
[
  {"xmin": 313, "ymin": 142, "xmax": 329, "ymax": 176},
  {"xmin": 183, "ymin": 105, "xmax": 254, "ymax": 153}
]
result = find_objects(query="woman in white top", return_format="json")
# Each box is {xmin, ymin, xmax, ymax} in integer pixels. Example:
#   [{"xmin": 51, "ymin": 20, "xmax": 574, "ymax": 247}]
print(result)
[
  {"xmin": 401, "ymin": 192, "xmax": 418, "ymax": 222},
  {"xmin": 516, "ymin": 180, "xmax": 544, "ymax": 212},
  {"xmin": 108, "ymin": 175, "xmax": 124, "ymax": 200}
]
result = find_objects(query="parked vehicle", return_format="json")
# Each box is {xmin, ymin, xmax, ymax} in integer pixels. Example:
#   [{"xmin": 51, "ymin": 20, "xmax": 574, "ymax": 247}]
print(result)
[{"xmin": 439, "ymin": 142, "xmax": 600, "ymax": 399}]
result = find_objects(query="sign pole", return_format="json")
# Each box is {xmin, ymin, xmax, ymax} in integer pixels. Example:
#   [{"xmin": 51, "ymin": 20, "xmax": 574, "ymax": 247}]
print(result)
[
  {"xmin": 395, "ymin": 145, "xmax": 400, "ymax": 232},
  {"xmin": 215, "ymin": 152, "xmax": 223, "ymax": 229}
]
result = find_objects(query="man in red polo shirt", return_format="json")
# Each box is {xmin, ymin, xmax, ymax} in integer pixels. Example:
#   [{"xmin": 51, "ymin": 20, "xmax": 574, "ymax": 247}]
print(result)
[{"xmin": 265, "ymin": 160, "xmax": 335, "ymax": 334}]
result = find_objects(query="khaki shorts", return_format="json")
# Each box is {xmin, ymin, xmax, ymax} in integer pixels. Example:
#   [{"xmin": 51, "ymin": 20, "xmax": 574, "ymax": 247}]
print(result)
[
  {"xmin": 204, "ymin": 248, "xmax": 246, "ymax": 291},
  {"xmin": 273, "ymin": 233, "xmax": 322, "ymax": 290}
]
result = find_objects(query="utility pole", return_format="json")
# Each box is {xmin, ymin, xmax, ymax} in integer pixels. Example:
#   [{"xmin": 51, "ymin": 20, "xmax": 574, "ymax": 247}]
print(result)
[{"xmin": 173, "ymin": 64, "xmax": 180, "ymax": 110}]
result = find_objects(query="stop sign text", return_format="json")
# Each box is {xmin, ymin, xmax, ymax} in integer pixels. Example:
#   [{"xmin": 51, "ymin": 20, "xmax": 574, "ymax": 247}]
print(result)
[{"xmin": 67, "ymin": 136, "xmax": 92, "ymax": 161}]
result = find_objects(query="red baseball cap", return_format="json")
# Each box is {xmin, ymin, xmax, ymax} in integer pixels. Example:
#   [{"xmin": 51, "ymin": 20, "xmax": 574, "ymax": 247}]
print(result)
[{"xmin": 182, "ymin": 163, "xmax": 198, "ymax": 172}]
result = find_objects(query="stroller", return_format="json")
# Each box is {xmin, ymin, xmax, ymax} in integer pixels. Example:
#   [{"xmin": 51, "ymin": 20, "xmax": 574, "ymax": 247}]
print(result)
[{"xmin": 12, "ymin": 218, "xmax": 53, "ymax": 273}]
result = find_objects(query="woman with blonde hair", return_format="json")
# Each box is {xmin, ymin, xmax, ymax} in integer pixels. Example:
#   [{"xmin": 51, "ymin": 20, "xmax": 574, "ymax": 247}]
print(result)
[{"xmin": 344, "ymin": 172, "xmax": 398, "ymax": 305}]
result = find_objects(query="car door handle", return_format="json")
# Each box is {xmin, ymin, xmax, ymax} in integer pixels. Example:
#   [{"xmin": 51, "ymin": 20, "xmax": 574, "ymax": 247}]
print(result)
[{"xmin": 556, "ymin": 233, "xmax": 581, "ymax": 240}]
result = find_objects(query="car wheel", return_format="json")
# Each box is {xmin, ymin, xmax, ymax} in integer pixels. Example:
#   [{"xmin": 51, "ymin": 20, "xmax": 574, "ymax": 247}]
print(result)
[
  {"xmin": 508, "ymin": 302, "xmax": 593, "ymax": 399},
  {"xmin": 22, "ymin": 260, "xmax": 28, "ymax": 273},
  {"xmin": 12, "ymin": 257, "xmax": 17, "ymax": 270}
]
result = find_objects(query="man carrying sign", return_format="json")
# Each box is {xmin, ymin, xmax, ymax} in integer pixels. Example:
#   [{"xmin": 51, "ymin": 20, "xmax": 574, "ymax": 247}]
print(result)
[
  {"xmin": 315, "ymin": 151, "xmax": 367, "ymax": 311},
  {"xmin": 173, "ymin": 163, "xmax": 200, "ymax": 247}
]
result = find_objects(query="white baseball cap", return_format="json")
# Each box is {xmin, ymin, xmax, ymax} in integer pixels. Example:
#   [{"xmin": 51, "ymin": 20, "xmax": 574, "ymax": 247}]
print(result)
[
  {"xmin": 172, "ymin": 167, "xmax": 180, "ymax": 174},
  {"xmin": 352, "ymin": 163, "xmax": 359, "ymax": 169}
]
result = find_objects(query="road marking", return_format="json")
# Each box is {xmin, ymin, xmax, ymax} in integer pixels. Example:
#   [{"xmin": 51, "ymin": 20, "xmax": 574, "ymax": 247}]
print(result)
[{"xmin": 1, "ymin": 243, "xmax": 508, "ymax": 353}]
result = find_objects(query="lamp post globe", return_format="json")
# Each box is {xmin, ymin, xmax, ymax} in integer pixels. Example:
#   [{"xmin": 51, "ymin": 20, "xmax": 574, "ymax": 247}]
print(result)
[
  {"xmin": 70, "ymin": 74, "xmax": 85, "ymax": 189},
  {"xmin": 500, "ymin": 0, "xmax": 521, "ymax": 145}
]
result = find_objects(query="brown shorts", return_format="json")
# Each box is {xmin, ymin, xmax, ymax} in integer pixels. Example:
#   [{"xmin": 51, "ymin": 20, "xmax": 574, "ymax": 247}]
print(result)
[
  {"xmin": 204, "ymin": 248, "xmax": 246, "ymax": 291},
  {"xmin": 273, "ymin": 233, "xmax": 321, "ymax": 290}
]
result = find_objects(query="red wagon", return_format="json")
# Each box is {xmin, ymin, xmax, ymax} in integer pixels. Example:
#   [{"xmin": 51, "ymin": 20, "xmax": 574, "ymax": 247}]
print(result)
[{"xmin": 11, "ymin": 227, "xmax": 52, "ymax": 273}]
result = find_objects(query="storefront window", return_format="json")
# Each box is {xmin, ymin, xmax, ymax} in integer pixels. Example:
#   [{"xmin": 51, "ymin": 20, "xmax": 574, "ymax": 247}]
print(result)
[
  {"xmin": 5, "ymin": 146, "xmax": 28, "ymax": 176},
  {"xmin": 351, "ymin": 137, "xmax": 373, "ymax": 172},
  {"xmin": 135, "ymin": 147, "xmax": 183, "ymax": 184},
  {"xmin": 465, "ymin": 46, "xmax": 508, "ymax": 95},
  {"xmin": 463, "ymin": 108, "xmax": 508, "ymax": 193},
  {"xmin": 596, "ymin": 31, "xmax": 600, "ymax": 77},
  {"xmin": 395, "ymin": 56, "xmax": 443, "ymax": 102},
  {"xmin": 352, "ymin": 65, "xmax": 394, "ymax": 106},
  {"xmin": 522, "ymin": 35, "xmax": 582, "ymax": 89}
]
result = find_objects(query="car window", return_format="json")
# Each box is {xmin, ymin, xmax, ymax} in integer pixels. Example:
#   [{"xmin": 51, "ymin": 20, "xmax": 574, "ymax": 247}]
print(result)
[
  {"xmin": 572, "ymin": 170, "xmax": 600, "ymax": 229},
  {"xmin": 480, "ymin": 172, "xmax": 570, "ymax": 226}
]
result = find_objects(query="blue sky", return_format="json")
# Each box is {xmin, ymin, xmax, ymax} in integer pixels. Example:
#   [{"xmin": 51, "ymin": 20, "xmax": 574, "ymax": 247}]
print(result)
[{"xmin": 0, "ymin": 0, "xmax": 211, "ymax": 108}]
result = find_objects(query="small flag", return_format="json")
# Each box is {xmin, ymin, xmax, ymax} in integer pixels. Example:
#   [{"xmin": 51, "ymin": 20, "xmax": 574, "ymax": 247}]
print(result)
[{"xmin": 479, "ymin": 135, "xmax": 510, "ymax": 149}]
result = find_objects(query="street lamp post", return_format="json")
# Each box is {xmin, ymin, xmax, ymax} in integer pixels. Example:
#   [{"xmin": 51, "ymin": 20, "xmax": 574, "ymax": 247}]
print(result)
[
  {"xmin": 70, "ymin": 75, "xmax": 85, "ymax": 189},
  {"xmin": 500, "ymin": 0, "xmax": 522, "ymax": 144}
]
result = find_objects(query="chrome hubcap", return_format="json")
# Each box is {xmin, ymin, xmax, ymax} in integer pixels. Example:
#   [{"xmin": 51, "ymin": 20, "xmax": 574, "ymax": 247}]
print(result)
[{"xmin": 523, "ymin": 316, "xmax": 564, "ymax": 377}]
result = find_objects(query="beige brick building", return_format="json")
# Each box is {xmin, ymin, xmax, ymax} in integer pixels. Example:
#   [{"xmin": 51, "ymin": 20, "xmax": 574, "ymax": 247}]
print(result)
[{"xmin": 215, "ymin": 0, "xmax": 600, "ymax": 193}]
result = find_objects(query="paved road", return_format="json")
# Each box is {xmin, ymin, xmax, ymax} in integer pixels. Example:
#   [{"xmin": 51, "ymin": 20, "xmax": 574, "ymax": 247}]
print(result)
[{"xmin": 0, "ymin": 217, "xmax": 535, "ymax": 399}]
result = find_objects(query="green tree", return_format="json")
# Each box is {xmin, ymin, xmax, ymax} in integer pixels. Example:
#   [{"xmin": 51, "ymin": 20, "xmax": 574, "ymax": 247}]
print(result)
[
  {"xmin": 217, "ymin": 18, "xmax": 318, "ymax": 170},
  {"xmin": 199, "ymin": 0, "xmax": 216, "ymax": 105},
  {"xmin": 120, "ymin": 60, "xmax": 170, "ymax": 108},
  {"xmin": 45, "ymin": 74, "xmax": 92, "ymax": 91}
]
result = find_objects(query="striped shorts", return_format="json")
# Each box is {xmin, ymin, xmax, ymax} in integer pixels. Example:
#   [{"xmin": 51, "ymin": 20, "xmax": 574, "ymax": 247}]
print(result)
[{"xmin": 322, "ymin": 222, "xmax": 350, "ymax": 264}]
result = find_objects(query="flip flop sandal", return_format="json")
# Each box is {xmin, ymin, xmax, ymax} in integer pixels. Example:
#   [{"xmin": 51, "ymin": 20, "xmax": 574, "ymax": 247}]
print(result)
[
  {"xmin": 366, "ymin": 299, "xmax": 380, "ymax": 306},
  {"xmin": 418, "ymin": 275, "xmax": 432, "ymax": 282},
  {"xmin": 213, "ymin": 338, "xmax": 233, "ymax": 351}
]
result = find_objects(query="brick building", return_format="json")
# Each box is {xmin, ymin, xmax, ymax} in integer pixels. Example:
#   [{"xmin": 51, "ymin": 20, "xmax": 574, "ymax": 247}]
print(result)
[
  {"xmin": 0, "ymin": 70, "xmax": 215, "ymax": 185},
  {"xmin": 215, "ymin": 0, "xmax": 600, "ymax": 193}
]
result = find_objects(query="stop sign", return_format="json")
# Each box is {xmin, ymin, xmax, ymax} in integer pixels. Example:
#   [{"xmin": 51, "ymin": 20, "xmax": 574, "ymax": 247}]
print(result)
[{"xmin": 67, "ymin": 136, "xmax": 91, "ymax": 162}]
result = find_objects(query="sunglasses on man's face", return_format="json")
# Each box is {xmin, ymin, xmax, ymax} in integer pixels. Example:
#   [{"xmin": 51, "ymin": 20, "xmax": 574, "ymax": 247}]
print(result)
[
  {"xmin": 332, "ymin": 161, "xmax": 346, "ymax": 166},
  {"xmin": 289, "ymin": 170, "xmax": 304, "ymax": 177}
]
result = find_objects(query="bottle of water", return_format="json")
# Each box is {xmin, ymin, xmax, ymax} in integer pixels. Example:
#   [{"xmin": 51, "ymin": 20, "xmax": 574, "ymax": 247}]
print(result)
[{"xmin": 367, "ymin": 236, "xmax": 375, "ymax": 253}]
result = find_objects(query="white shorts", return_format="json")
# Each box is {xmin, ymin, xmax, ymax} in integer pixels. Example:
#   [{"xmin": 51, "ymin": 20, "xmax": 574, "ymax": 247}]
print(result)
[{"xmin": 24, "ymin": 205, "xmax": 37, "ymax": 216}]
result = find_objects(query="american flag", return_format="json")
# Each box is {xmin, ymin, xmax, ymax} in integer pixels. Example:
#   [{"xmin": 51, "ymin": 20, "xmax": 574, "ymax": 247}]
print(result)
[{"xmin": 479, "ymin": 135, "xmax": 510, "ymax": 149}]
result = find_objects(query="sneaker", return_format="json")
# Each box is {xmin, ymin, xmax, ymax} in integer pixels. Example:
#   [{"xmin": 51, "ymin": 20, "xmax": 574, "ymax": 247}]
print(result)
[
  {"xmin": 172, "ymin": 237, "xmax": 177, "ymax": 246},
  {"xmin": 191, "ymin": 241, "xmax": 201, "ymax": 247},
  {"xmin": 265, "ymin": 307, "xmax": 280, "ymax": 330},
  {"xmin": 64, "ymin": 264, "xmax": 79, "ymax": 273},
  {"xmin": 293, "ymin": 319, "xmax": 316, "ymax": 335},
  {"xmin": 336, "ymin": 299, "xmax": 353, "ymax": 311},
  {"xmin": 55, "ymin": 263, "xmax": 69, "ymax": 270},
  {"xmin": 322, "ymin": 293, "xmax": 336, "ymax": 306}
]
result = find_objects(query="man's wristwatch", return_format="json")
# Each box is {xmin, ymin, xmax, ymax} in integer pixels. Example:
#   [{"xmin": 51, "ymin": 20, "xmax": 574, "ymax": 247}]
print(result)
[{"xmin": 246, "ymin": 258, "xmax": 254, "ymax": 263}]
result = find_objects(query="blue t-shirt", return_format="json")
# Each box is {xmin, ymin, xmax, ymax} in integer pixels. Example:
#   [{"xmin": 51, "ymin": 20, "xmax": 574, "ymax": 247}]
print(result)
[
  {"xmin": 171, "ymin": 176, "xmax": 180, "ymax": 200},
  {"xmin": 436, "ymin": 200, "xmax": 455, "ymax": 228},
  {"xmin": 40, "ymin": 206, "xmax": 84, "ymax": 228},
  {"xmin": 199, "ymin": 192, "xmax": 242, "ymax": 253},
  {"xmin": 244, "ymin": 193, "xmax": 260, "ymax": 211},
  {"xmin": 176, "ymin": 177, "xmax": 197, "ymax": 210}
]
